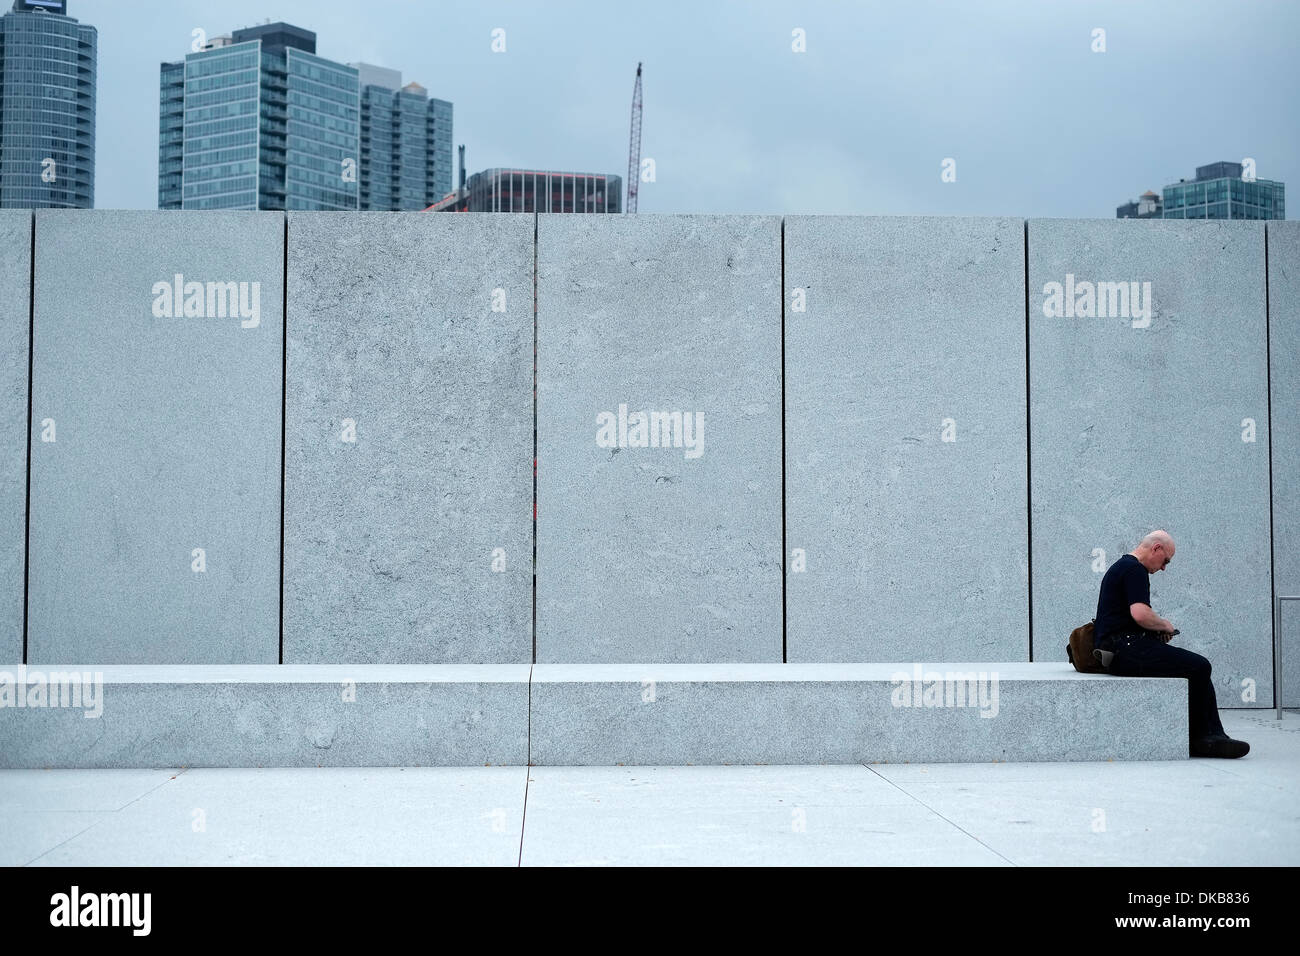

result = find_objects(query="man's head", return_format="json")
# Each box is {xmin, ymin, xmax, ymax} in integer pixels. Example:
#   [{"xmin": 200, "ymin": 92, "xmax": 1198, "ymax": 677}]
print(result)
[{"xmin": 1132, "ymin": 529, "xmax": 1176, "ymax": 573}]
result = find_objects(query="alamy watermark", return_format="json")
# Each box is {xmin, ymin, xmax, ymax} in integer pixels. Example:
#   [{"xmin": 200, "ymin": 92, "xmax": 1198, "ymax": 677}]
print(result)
[
  {"xmin": 890, "ymin": 664, "xmax": 999, "ymax": 718},
  {"xmin": 50, "ymin": 886, "xmax": 150, "ymax": 935},
  {"xmin": 1042, "ymin": 274, "xmax": 1151, "ymax": 328},
  {"xmin": 0, "ymin": 665, "xmax": 103, "ymax": 718},
  {"xmin": 596, "ymin": 404, "xmax": 704, "ymax": 459},
  {"xmin": 152, "ymin": 274, "xmax": 261, "ymax": 328}
]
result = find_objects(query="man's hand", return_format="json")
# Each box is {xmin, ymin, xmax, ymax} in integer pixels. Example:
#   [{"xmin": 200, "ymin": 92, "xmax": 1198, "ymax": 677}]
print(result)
[
  {"xmin": 1159, "ymin": 625, "xmax": 1178, "ymax": 643},
  {"xmin": 1130, "ymin": 603, "xmax": 1174, "ymax": 636}
]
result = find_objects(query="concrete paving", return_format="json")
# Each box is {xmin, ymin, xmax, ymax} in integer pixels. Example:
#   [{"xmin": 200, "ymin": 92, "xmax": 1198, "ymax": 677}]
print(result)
[{"xmin": 2, "ymin": 712, "xmax": 1295, "ymax": 866}]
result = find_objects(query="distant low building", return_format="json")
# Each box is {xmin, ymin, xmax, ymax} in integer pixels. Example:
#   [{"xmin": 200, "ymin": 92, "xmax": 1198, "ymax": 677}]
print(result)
[
  {"xmin": 1161, "ymin": 161, "xmax": 1284, "ymax": 219},
  {"xmin": 1117, "ymin": 162, "xmax": 1285, "ymax": 220},
  {"xmin": 429, "ymin": 166, "xmax": 621, "ymax": 213},
  {"xmin": 1116, "ymin": 190, "xmax": 1162, "ymax": 219}
]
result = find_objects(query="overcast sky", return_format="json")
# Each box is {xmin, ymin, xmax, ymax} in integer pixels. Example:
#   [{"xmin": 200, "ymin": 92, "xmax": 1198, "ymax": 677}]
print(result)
[{"xmin": 84, "ymin": 0, "xmax": 1299, "ymax": 216}]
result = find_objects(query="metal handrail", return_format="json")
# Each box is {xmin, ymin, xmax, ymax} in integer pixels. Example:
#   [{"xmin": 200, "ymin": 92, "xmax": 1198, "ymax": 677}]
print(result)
[{"xmin": 1274, "ymin": 596, "xmax": 1299, "ymax": 720}]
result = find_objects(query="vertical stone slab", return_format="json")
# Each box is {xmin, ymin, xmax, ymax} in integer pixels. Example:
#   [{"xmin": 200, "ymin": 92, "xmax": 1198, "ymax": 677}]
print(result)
[
  {"xmin": 0, "ymin": 212, "xmax": 31, "ymax": 662},
  {"xmin": 284, "ymin": 213, "xmax": 533, "ymax": 663},
  {"xmin": 1029, "ymin": 219, "xmax": 1271, "ymax": 706},
  {"xmin": 1268, "ymin": 221, "xmax": 1300, "ymax": 707},
  {"xmin": 785, "ymin": 216, "xmax": 1029, "ymax": 661},
  {"xmin": 536, "ymin": 215, "xmax": 782, "ymax": 662},
  {"xmin": 28, "ymin": 210, "xmax": 283, "ymax": 663}
]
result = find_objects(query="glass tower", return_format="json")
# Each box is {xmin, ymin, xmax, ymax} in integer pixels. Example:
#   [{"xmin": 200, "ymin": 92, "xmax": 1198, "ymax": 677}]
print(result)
[
  {"xmin": 354, "ymin": 63, "xmax": 454, "ymax": 211},
  {"xmin": 0, "ymin": 0, "xmax": 96, "ymax": 208},
  {"xmin": 1162, "ymin": 161, "xmax": 1285, "ymax": 220},
  {"xmin": 158, "ymin": 22, "xmax": 360, "ymax": 210},
  {"xmin": 428, "ymin": 98, "xmax": 452, "ymax": 206}
]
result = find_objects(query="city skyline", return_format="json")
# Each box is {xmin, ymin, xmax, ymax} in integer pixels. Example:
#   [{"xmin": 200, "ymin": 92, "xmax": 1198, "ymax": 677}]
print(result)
[{"xmin": 33, "ymin": 0, "xmax": 1300, "ymax": 215}]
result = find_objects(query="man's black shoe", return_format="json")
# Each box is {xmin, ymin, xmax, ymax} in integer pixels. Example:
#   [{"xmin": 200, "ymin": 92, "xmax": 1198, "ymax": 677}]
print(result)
[{"xmin": 1190, "ymin": 734, "xmax": 1250, "ymax": 758}]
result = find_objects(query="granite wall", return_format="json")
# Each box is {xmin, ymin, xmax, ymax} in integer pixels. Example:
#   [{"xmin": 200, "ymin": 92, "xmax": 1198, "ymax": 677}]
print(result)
[
  {"xmin": 785, "ymin": 216, "xmax": 1029, "ymax": 661},
  {"xmin": 283, "ymin": 213, "xmax": 533, "ymax": 663},
  {"xmin": 26, "ymin": 211, "xmax": 283, "ymax": 663},
  {"xmin": 1267, "ymin": 221, "xmax": 1299, "ymax": 707},
  {"xmin": 535, "ymin": 214, "xmax": 783, "ymax": 662},
  {"xmin": 1028, "ymin": 219, "xmax": 1272, "ymax": 707},
  {"xmin": 0, "ymin": 211, "xmax": 30, "ymax": 663},
  {"xmin": 3, "ymin": 212, "xmax": 1286, "ymax": 709}
]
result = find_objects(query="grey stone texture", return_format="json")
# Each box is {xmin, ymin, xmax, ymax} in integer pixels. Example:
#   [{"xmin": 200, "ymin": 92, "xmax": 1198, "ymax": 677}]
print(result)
[
  {"xmin": 27, "ymin": 211, "xmax": 283, "ymax": 663},
  {"xmin": 536, "ymin": 214, "xmax": 782, "ymax": 662},
  {"xmin": 0, "ymin": 212, "xmax": 30, "ymax": 663},
  {"xmin": 529, "ymin": 663, "xmax": 1189, "ymax": 763},
  {"xmin": 785, "ymin": 216, "xmax": 1029, "ymax": 661},
  {"xmin": 1028, "ymin": 219, "xmax": 1272, "ymax": 705},
  {"xmin": 1268, "ymin": 221, "xmax": 1300, "ymax": 707},
  {"xmin": 0, "ymin": 662, "xmax": 1189, "ymax": 768},
  {"xmin": 0, "ymin": 664, "xmax": 530, "ymax": 767},
  {"xmin": 284, "ymin": 213, "xmax": 533, "ymax": 663}
]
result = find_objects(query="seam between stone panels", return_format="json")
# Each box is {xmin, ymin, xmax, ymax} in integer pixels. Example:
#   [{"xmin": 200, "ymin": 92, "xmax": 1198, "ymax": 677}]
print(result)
[
  {"xmin": 1264, "ymin": 224, "xmax": 1277, "ymax": 707},
  {"xmin": 532, "ymin": 210, "xmax": 539, "ymax": 665},
  {"xmin": 280, "ymin": 213, "xmax": 288, "ymax": 665},
  {"xmin": 1023, "ymin": 219, "xmax": 1033, "ymax": 663},
  {"xmin": 22, "ymin": 211, "xmax": 34, "ymax": 665},
  {"xmin": 780, "ymin": 216, "xmax": 787, "ymax": 664}
]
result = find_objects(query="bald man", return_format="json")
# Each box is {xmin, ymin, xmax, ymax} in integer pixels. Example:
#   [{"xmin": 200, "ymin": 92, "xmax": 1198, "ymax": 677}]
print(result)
[{"xmin": 1094, "ymin": 531, "xmax": 1249, "ymax": 758}]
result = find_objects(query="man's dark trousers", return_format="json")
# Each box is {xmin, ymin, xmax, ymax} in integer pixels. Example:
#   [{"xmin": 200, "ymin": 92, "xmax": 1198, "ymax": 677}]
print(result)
[{"xmin": 1102, "ymin": 632, "xmax": 1227, "ymax": 741}]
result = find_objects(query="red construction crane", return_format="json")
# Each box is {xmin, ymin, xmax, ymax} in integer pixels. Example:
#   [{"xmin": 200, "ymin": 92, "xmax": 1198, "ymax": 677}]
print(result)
[{"xmin": 627, "ymin": 62, "xmax": 642, "ymax": 213}]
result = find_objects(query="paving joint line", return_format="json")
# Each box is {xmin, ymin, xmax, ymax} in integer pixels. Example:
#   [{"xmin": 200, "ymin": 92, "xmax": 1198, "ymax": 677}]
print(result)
[
  {"xmin": 860, "ymin": 763, "xmax": 1017, "ymax": 866},
  {"xmin": 20, "ymin": 767, "xmax": 189, "ymax": 866}
]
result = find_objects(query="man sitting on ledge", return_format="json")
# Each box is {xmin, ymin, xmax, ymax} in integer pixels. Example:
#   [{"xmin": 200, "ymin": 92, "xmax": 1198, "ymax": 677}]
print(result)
[{"xmin": 1095, "ymin": 530, "xmax": 1249, "ymax": 759}]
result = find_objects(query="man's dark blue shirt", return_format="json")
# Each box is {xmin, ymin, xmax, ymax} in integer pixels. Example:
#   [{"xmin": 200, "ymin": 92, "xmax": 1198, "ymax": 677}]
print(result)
[{"xmin": 1095, "ymin": 553, "xmax": 1151, "ymax": 644}]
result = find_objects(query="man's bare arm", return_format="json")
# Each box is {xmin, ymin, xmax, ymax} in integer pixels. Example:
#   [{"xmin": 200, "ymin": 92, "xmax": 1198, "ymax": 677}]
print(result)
[{"xmin": 1130, "ymin": 602, "xmax": 1173, "ymax": 634}]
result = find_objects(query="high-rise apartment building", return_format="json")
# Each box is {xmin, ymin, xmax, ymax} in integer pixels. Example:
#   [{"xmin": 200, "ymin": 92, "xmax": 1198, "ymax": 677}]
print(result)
[
  {"xmin": 353, "ymin": 62, "xmax": 453, "ymax": 211},
  {"xmin": 0, "ymin": 0, "xmax": 96, "ymax": 208},
  {"xmin": 159, "ymin": 22, "xmax": 359, "ymax": 210},
  {"xmin": 160, "ymin": 24, "xmax": 454, "ymax": 211}
]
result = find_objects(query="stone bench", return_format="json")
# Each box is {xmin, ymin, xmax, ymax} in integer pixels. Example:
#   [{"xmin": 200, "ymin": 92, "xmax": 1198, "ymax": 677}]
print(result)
[
  {"xmin": 0, "ymin": 664, "xmax": 530, "ymax": 768},
  {"xmin": 0, "ymin": 662, "xmax": 1187, "ymax": 768},
  {"xmin": 530, "ymin": 663, "xmax": 1188, "ymax": 764}
]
